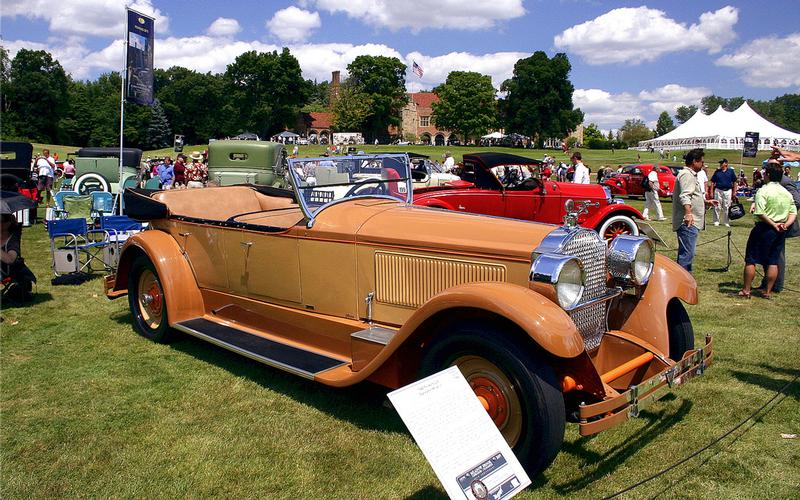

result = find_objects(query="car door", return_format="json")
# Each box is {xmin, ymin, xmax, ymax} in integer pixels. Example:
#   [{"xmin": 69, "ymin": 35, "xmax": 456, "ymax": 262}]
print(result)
[
  {"xmin": 238, "ymin": 229, "xmax": 302, "ymax": 304},
  {"xmin": 171, "ymin": 221, "xmax": 231, "ymax": 291},
  {"xmin": 629, "ymin": 167, "xmax": 645, "ymax": 195},
  {"xmin": 503, "ymin": 180, "xmax": 545, "ymax": 221}
]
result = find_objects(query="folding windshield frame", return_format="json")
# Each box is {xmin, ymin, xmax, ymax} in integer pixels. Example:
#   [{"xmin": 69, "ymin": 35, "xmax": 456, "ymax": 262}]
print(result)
[{"xmin": 287, "ymin": 153, "xmax": 413, "ymax": 228}]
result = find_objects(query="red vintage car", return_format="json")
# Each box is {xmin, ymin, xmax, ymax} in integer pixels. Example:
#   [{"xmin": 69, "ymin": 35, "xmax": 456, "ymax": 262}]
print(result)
[
  {"xmin": 413, "ymin": 152, "xmax": 643, "ymax": 240},
  {"xmin": 604, "ymin": 164, "xmax": 676, "ymax": 198}
]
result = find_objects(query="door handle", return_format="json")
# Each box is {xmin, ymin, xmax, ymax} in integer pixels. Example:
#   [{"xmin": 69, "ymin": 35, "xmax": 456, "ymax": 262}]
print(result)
[
  {"xmin": 178, "ymin": 232, "xmax": 192, "ymax": 237},
  {"xmin": 240, "ymin": 241, "xmax": 253, "ymax": 247}
]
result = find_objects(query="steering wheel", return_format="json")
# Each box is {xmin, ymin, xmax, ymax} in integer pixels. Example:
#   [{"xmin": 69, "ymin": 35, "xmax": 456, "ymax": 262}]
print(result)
[{"xmin": 344, "ymin": 178, "xmax": 388, "ymax": 197}]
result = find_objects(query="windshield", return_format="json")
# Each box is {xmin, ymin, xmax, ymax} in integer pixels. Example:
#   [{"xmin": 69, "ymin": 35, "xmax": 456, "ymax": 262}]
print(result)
[{"xmin": 287, "ymin": 154, "xmax": 412, "ymax": 219}]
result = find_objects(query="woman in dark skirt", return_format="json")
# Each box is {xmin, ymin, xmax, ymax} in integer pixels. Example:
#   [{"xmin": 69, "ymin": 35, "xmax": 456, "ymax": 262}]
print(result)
[{"xmin": 738, "ymin": 162, "xmax": 798, "ymax": 298}]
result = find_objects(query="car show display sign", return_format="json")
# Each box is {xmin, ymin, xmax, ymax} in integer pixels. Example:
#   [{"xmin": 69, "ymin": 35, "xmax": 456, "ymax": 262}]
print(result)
[
  {"xmin": 125, "ymin": 9, "xmax": 155, "ymax": 106},
  {"xmin": 743, "ymin": 131, "xmax": 759, "ymax": 158},
  {"xmin": 388, "ymin": 367, "xmax": 530, "ymax": 499}
]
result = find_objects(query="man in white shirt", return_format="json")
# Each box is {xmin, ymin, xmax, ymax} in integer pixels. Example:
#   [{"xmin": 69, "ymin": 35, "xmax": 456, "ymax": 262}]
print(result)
[
  {"xmin": 442, "ymin": 152, "xmax": 455, "ymax": 172},
  {"xmin": 697, "ymin": 164, "xmax": 709, "ymax": 198},
  {"xmin": 36, "ymin": 149, "xmax": 56, "ymax": 207},
  {"xmin": 642, "ymin": 168, "xmax": 665, "ymax": 221},
  {"xmin": 571, "ymin": 152, "xmax": 590, "ymax": 184}
]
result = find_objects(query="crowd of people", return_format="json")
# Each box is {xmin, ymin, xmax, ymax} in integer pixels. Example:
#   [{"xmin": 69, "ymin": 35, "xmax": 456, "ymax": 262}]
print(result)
[{"xmin": 144, "ymin": 151, "xmax": 209, "ymax": 189}]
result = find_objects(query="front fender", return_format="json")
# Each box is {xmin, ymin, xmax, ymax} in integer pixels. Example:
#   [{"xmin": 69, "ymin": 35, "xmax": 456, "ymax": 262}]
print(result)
[
  {"xmin": 609, "ymin": 254, "xmax": 698, "ymax": 354},
  {"xmin": 583, "ymin": 204, "xmax": 643, "ymax": 229},
  {"xmin": 113, "ymin": 230, "xmax": 204, "ymax": 324}
]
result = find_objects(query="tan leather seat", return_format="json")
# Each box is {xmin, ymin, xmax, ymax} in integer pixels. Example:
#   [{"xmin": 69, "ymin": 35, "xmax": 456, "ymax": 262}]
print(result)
[{"xmin": 153, "ymin": 186, "xmax": 296, "ymax": 221}]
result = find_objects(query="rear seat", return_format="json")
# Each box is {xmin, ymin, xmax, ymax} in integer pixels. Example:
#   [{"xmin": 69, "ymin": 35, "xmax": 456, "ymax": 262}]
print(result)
[{"xmin": 152, "ymin": 186, "xmax": 297, "ymax": 222}]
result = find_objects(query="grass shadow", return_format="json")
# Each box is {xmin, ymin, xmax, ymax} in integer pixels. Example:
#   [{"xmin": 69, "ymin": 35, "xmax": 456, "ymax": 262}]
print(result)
[
  {"xmin": 405, "ymin": 485, "xmax": 447, "ymax": 499},
  {"xmin": 717, "ymin": 280, "xmax": 742, "ymax": 294},
  {"xmin": 730, "ymin": 366, "xmax": 800, "ymax": 400},
  {"xmin": 551, "ymin": 400, "xmax": 693, "ymax": 494},
  {"xmin": 1, "ymin": 291, "xmax": 54, "ymax": 309},
  {"xmin": 167, "ymin": 335, "xmax": 408, "ymax": 435}
]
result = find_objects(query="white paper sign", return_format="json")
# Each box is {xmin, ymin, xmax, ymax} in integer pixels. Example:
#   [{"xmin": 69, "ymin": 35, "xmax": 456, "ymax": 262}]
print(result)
[{"xmin": 388, "ymin": 366, "xmax": 531, "ymax": 499}]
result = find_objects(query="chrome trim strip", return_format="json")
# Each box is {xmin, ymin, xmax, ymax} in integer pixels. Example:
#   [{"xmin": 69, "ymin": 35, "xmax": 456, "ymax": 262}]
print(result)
[
  {"xmin": 568, "ymin": 288, "xmax": 623, "ymax": 312},
  {"xmin": 173, "ymin": 323, "xmax": 347, "ymax": 379}
]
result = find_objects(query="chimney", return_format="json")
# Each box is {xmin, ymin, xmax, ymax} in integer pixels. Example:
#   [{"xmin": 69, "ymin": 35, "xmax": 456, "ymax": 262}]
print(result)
[
  {"xmin": 331, "ymin": 71, "xmax": 340, "ymax": 86},
  {"xmin": 329, "ymin": 70, "xmax": 341, "ymax": 109}
]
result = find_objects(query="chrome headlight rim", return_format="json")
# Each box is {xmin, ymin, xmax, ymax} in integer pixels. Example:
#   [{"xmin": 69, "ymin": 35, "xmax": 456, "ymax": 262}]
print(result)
[
  {"xmin": 608, "ymin": 235, "xmax": 655, "ymax": 286},
  {"xmin": 530, "ymin": 253, "xmax": 586, "ymax": 310}
]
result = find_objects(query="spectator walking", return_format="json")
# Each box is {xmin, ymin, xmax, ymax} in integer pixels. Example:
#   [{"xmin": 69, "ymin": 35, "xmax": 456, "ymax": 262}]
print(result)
[
  {"xmin": 697, "ymin": 164, "xmax": 709, "ymax": 199},
  {"xmin": 711, "ymin": 158, "xmax": 737, "ymax": 226},
  {"xmin": 738, "ymin": 161, "xmax": 797, "ymax": 298},
  {"xmin": 672, "ymin": 149, "xmax": 719, "ymax": 272},
  {"xmin": 173, "ymin": 154, "xmax": 187, "ymax": 188},
  {"xmin": 443, "ymin": 152, "xmax": 455, "ymax": 172},
  {"xmin": 642, "ymin": 167, "xmax": 665, "ymax": 221},
  {"xmin": 571, "ymin": 152, "xmax": 590, "ymax": 184},
  {"xmin": 35, "ymin": 149, "xmax": 56, "ymax": 207}
]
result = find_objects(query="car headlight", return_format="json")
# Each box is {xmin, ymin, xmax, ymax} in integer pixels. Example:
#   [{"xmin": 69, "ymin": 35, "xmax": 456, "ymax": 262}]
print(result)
[
  {"xmin": 530, "ymin": 253, "xmax": 585, "ymax": 309},
  {"xmin": 608, "ymin": 235, "xmax": 655, "ymax": 286}
]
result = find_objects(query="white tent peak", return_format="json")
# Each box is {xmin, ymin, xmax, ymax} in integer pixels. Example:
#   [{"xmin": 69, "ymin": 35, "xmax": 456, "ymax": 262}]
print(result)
[{"xmin": 639, "ymin": 102, "xmax": 800, "ymax": 151}]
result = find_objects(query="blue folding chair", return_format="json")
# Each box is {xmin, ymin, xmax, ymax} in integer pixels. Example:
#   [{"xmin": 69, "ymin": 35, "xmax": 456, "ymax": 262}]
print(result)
[
  {"xmin": 48, "ymin": 218, "xmax": 111, "ymax": 275},
  {"xmin": 98, "ymin": 215, "xmax": 146, "ymax": 270},
  {"xmin": 91, "ymin": 191, "xmax": 114, "ymax": 218}
]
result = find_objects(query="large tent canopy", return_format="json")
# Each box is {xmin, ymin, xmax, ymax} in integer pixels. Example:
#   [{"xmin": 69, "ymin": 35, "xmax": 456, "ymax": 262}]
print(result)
[{"xmin": 638, "ymin": 102, "xmax": 800, "ymax": 151}]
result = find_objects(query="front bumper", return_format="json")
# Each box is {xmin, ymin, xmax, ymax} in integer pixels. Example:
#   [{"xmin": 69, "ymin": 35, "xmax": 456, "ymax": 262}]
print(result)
[{"xmin": 578, "ymin": 335, "xmax": 713, "ymax": 436}]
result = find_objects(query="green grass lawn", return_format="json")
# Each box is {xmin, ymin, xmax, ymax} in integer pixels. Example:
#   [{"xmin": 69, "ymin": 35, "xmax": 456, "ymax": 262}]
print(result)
[{"xmin": 2, "ymin": 145, "xmax": 798, "ymax": 498}]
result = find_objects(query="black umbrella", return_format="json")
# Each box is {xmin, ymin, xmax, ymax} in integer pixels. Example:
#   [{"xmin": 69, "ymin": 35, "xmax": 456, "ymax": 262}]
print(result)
[{"xmin": 0, "ymin": 190, "xmax": 37, "ymax": 214}]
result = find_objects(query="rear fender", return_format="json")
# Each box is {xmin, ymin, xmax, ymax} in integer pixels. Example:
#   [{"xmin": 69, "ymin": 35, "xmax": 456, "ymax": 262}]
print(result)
[{"xmin": 114, "ymin": 230, "xmax": 204, "ymax": 324}]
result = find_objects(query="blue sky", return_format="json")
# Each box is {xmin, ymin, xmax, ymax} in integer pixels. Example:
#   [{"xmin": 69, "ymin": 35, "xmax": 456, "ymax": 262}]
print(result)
[{"xmin": 2, "ymin": 0, "xmax": 799, "ymax": 129}]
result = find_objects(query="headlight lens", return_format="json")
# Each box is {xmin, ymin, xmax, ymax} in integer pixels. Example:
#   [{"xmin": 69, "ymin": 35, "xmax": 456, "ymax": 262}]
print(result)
[
  {"xmin": 530, "ymin": 253, "xmax": 585, "ymax": 309},
  {"xmin": 608, "ymin": 235, "xmax": 655, "ymax": 286}
]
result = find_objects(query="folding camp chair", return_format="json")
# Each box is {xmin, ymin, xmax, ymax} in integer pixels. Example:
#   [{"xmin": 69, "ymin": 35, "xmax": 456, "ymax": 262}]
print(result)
[
  {"xmin": 98, "ymin": 215, "xmax": 145, "ymax": 270},
  {"xmin": 47, "ymin": 218, "xmax": 111, "ymax": 275},
  {"xmin": 91, "ymin": 191, "xmax": 114, "ymax": 218},
  {"xmin": 62, "ymin": 195, "xmax": 93, "ymax": 223},
  {"xmin": 144, "ymin": 177, "xmax": 161, "ymax": 190},
  {"xmin": 47, "ymin": 190, "xmax": 79, "ymax": 223}
]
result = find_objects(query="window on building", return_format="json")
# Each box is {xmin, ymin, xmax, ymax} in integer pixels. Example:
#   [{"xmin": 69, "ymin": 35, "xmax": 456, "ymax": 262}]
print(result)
[{"xmin": 420, "ymin": 116, "xmax": 430, "ymax": 127}]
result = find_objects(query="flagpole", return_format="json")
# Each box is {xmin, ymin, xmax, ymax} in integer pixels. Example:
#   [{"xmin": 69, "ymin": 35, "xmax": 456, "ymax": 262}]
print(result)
[{"xmin": 117, "ymin": 6, "xmax": 128, "ymax": 214}]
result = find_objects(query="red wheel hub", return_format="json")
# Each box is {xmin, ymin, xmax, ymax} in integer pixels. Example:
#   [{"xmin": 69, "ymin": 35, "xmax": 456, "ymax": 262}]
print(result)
[
  {"xmin": 146, "ymin": 284, "xmax": 162, "ymax": 316},
  {"xmin": 470, "ymin": 376, "xmax": 509, "ymax": 427}
]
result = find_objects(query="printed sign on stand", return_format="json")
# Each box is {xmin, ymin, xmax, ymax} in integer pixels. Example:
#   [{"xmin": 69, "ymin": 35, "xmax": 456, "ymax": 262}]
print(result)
[{"xmin": 388, "ymin": 366, "xmax": 531, "ymax": 499}]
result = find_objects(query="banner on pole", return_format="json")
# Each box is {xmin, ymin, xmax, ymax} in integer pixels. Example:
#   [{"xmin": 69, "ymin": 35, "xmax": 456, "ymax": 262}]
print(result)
[
  {"xmin": 743, "ymin": 131, "xmax": 759, "ymax": 158},
  {"xmin": 126, "ymin": 9, "xmax": 155, "ymax": 106}
]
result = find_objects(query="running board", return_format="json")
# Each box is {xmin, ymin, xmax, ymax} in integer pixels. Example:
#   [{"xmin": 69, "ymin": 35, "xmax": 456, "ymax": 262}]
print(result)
[{"xmin": 174, "ymin": 318, "xmax": 348, "ymax": 379}]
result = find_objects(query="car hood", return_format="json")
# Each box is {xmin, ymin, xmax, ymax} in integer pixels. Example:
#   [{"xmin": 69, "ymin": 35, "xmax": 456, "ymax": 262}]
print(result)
[
  {"xmin": 550, "ymin": 181, "xmax": 608, "ymax": 200},
  {"xmin": 355, "ymin": 204, "xmax": 555, "ymax": 261}
]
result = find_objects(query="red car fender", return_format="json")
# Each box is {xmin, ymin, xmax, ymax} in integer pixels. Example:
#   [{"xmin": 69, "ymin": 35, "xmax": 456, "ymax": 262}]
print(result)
[
  {"xmin": 603, "ymin": 177, "xmax": 628, "ymax": 195},
  {"xmin": 581, "ymin": 203, "xmax": 643, "ymax": 229},
  {"xmin": 412, "ymin": 196, "xmax": 456, "ymax": 210}
]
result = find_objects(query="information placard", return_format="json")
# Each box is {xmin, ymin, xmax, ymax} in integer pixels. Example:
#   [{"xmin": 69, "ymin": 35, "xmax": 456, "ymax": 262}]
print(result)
[{"xmin": 388, "ymin": 366, "xmax": 531, "ymax": 499}]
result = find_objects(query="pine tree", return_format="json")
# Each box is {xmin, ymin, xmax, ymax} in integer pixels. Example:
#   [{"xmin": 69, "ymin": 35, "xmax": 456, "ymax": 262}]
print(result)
[{"xmin": 146, "ymin": 99, "xmax": 172, "ymax": 149}]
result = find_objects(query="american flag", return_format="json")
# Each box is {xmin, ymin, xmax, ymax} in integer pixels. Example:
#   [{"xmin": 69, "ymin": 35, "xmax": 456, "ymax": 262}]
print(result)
[{"xmin": 412, "ymin": 61, "xmax": 424, "ymax": 78}]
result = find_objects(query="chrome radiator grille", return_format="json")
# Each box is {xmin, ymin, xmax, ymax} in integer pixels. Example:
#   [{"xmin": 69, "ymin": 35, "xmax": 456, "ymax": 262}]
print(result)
[
  {"xmin": 375, "ymin": 252, "xmax": 506, "ymax": 308},
  {"xmin": 560, "ymin": 229, "xmax": 609, "ymax": 351}
]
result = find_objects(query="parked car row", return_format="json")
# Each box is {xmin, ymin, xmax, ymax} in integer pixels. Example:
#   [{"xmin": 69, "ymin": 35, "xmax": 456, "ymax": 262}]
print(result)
[{"xmin": 108, "ymin": 152, "xmax": 712, "ymax": 479}]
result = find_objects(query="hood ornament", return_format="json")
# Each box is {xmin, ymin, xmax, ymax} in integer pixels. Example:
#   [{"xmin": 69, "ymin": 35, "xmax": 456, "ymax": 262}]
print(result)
[{"xmin": 563, "ymin": 199, "xmax": 578, "ymax": 227}]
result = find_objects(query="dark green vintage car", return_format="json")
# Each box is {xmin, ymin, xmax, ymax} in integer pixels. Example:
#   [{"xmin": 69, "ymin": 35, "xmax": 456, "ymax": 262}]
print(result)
[{"xmin": 207, "ymin": 140, "xmax": 288, "ymax": 188}]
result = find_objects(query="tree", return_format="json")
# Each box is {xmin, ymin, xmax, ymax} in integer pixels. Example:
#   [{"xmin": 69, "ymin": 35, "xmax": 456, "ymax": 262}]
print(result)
[
  {"xmin": 346, "ymin": 55, "xmax": 407, "ymax": 142},
  {"xmin": 619, "ymin": 118, "xmax": 653, "ymax": 146},
  {"xmin": 224, "ymin": 48, "xmax": 309, "ymax": 139},
  {"xmin": 432, "ymin": 71, "xmax": 496, "ymax": 143},
  {"xmin": 302, "ymin": 79, "xmax": 330, "ymax": 112},
  {"xmin": 701, "ymin": 95, "xmax": 745, "ymax": 114},
  {"xmin": 4, "ymin": 48, "xmax": 69, "ymax": 142},
  {"xmin": 674, "ymin": 105, "xmax": 697, "ymax": 124},
  {"xmin": 499, "ymin": 51, "xmax": 583, "ymax": 140},
  {"xmin": 655, "ymin": 111, "xmax": 675, "ymax": 137},
  {"xmin": 583, "ymin": 123, "xmax": 609, "ymax": 149},
  {"xmin": 331, "ymin": 83, "xmax": 373, "ymax": 132},
  {"xmin": 155, "ymin": 67, "xmax": 229, "ymax": 144},
  {"xmin": 145, "ymin": 99, "xmax": 172, "ymax": 149}
]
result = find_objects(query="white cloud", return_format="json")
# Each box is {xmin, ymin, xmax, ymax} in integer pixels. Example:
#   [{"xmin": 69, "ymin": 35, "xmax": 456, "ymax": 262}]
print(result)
[
  {"xmin": 716, "ymin": 33, "xmax": 800, "ymax": 88},
  {"xmin": 1, "ymin": 0, "xmax": 169, "ymax": 37},
  {"xmin": 573, "ymin": 83, "xmax": 710, "ymax": 129},
  {"xmin": 403, "ymin": 51, "xmax": 528, "ymax": 92},
  {"xmin": 638, "ymin": 84, "xmax": 710, "ymax": 115},
  {"xmin": 207, "ymin": 18, "xmax": 241, "ymax": 37},
  {"xmin": 267, "ymin": 7, "xmax": 321, "ymax": 43},
  {"xmin": 311, "ymin": 0, "xmax": 525, "ymax": 32},
  {"xmin": 554, "ymin": 6, "xmax": 738, "ymax": 65}
]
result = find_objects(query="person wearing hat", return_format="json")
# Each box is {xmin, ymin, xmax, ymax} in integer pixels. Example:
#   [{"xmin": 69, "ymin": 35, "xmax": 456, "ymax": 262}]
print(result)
[
  {"xmin": 710, "ymin": 158, "xmax": 737, "ymax": 226},
  {"xmin": 186, "ymin": 152, "xmax": 207, "ymax": 189}
]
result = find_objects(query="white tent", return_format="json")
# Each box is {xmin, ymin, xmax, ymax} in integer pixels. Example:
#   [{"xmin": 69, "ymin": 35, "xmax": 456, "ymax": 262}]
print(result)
[
  {"xmin": 638, "ymin": 102, "xmax": 800, "ymax": 151},
  {"xmin": 481, "ymin": 131, "xmax": 505, "ymax": 139}
]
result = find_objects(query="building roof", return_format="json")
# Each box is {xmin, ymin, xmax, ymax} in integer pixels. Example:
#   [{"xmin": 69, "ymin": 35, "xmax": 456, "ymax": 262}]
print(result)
[
  {"xmin": 409, "ymin": 92, "xmax": 439, "ymax": 109},
  {"xmin": 305, "ymin": 112, "xmax": 333, "ymax": 129}
]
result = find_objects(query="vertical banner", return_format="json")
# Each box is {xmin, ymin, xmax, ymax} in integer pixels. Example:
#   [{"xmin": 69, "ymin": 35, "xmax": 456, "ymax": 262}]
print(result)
[
  {"xmin": 126, "ymin": 9, "xmax": 155, "ymax": 106},
  {"xmin": 743, "ymin": 131, "xmax": 759, "ymax": 158}
]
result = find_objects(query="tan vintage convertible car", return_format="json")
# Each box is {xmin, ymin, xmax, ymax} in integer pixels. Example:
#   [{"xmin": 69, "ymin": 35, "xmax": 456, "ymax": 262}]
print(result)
[{"xmin": 107, "ymin": 153, "xmax": 712, "ymax": 477}]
